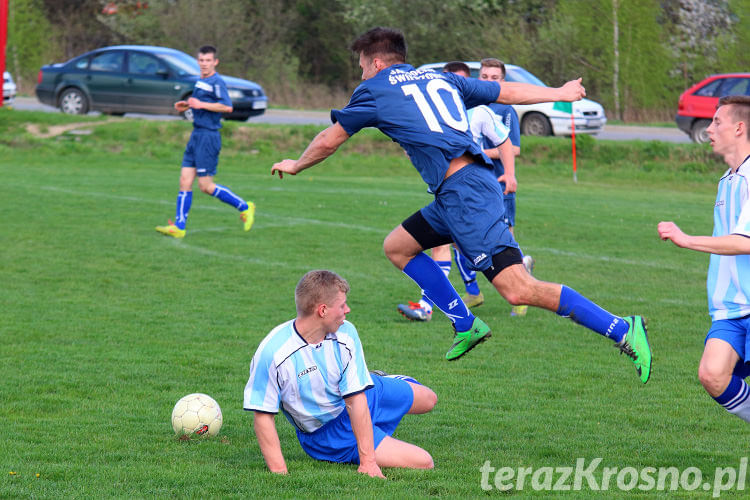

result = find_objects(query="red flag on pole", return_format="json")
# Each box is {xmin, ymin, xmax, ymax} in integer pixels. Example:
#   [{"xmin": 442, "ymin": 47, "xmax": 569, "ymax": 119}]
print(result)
[
  {"xmin": 0, "ymin": 0, "xmax": 8, "ymax": 109},
  {"xmin": 571, "ymin": 111, "xmax": 577, "ymax": 183},
  {"xmin": 554, "ymin": 101, "xmax": 577, "ymax": 182}
]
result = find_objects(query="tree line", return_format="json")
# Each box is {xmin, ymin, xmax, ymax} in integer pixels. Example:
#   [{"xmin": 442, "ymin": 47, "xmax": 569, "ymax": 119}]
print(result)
[{"xmin": 7, "ymin": 0, "xmax": 750, "ymax": 120}]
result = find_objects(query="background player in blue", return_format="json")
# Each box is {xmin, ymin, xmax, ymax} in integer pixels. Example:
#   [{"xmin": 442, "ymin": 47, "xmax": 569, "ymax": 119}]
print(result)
[
  {"xmin": 271, "ymin": 27, "xmax": 651, "ymax": 384},
  {"xmin": 658, "ymin": 95, "xmax": 750, "ymax": 422},
  {"xmin": 156, "ymin": 45, "xmax": 255, "ymax": 238},
  {"xmin": 245, "ymin": 270, "xmax": 437, "ymax": 477},
  {"xmin": 455, "ymin": 58, "xmax": 535, "ymax": 315}
]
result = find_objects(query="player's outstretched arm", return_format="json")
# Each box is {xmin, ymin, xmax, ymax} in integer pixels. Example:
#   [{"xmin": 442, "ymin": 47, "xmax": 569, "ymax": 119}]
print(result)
[
  {"xmin": 187, "ymin": 96, "xmax": 232, "ymax": 113},
  {"xmin": 497, "ymin": 140, "xmax": 516, "ymax": 195},
  {"xmin": 497, "ymin": 78, "xmax": 586, "ymax": 105},
  {"xmin": 271, "ymin": 122, "xmax": 350, "ymax": 179},
  {"xmin": 253, "ymin": 412, "xmax": 288, "ymax": 474},
  {"xmin": 658, "ymin": 221, "xmax": 750, "ymax": 255},
  {"xmin": 345, "ymin": 392, "xmax": 385, "ymax": 479}
]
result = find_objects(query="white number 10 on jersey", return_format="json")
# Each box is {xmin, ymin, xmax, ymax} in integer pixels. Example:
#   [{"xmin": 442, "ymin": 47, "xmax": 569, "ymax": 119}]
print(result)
[{"xmin": 402, "ymin": 80, "xmax": 469, "ymax": 134}]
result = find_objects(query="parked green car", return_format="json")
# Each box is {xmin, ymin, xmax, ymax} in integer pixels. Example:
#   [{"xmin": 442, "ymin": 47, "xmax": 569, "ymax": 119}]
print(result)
[{"xmin": 36, "ymin": 45, "xmax": 267, "ymax": 121}]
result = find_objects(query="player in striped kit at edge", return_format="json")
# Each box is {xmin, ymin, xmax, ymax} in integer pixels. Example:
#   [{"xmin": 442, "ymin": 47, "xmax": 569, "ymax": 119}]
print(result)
[{"xmin": 659, "ymin": 95, "xmax": 750, "ymax": 422}]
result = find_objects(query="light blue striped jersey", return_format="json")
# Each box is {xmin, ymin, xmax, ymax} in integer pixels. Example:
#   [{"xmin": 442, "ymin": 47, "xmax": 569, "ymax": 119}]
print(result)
[
  {"xmin": 707, "ymin": 156, "xmax": 750, "ymax": 320},
  {"xmin": 467, "ymin": 105, "xmax": 510, "ymax": 150},
  {"xmin": 243, "ymin": 319, "xmax": 373, "ymax": 433}
]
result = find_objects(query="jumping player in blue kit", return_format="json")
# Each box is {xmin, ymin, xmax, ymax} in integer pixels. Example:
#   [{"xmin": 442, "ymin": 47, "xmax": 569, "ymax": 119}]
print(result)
[
  {"xmin": 156, "ymin": 45, "xmax": 255, "ymax": 238},
  {"xmin": 271, "ymin": 27, "xmax": 651, "ymax": 382}
]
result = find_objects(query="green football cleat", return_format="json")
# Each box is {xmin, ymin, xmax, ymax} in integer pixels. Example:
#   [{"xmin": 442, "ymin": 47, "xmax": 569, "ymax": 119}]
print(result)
[
  {"xmin": 616, "ymin": 316, "xmax": 652, "ymax": 384},
  {"xmin": 240, "ymin": 202, "xmax": 256, "ymax": 232},
  {"xmin": 155, "ymin": 220, "xmax": 186, "ymax": 239},
  {"xmin": 446, "ymin": 317, "xmax": 492, "ymax": 361}
]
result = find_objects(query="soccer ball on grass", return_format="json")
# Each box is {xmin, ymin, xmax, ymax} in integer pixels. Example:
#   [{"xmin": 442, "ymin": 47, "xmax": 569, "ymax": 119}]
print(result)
[{"xmin": 171, "ymin": 393, "xmax": 223, "ymax": 437}]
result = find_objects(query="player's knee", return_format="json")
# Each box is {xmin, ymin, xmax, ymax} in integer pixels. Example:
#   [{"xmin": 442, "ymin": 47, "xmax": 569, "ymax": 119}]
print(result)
[
  {"xmin": 417, "ymin": 450, "xmax": 434, "ymax": 469},
  {"xmin": 199, "ymin": 183, "xmax": 213, "ymax": 195},
  {"xmin": 420, "ymin": 386, "xmax": 438, "ymax": 411},
  {"xmin": 698, "ymin": 363, "xmax": 730, "ymax": 397}
]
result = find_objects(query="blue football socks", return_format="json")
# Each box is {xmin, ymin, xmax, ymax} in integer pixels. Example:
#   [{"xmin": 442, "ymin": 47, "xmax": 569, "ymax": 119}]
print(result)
[
  {"xmin": 420, "ymin": 259, "xmax": 452, "ymax": 311},
  {"xmin": 453, "ymin": 247, "xmax": 480, "ymax": 295},
  {"xmin": 714, "ymin": 375, "xmax": 750, "ymax": 422},
  {"xmin": 557, "ymin": 285, "xmax": 628, "ymax": 342},
  {"xmin": 212, "ymin": 184, "xmax": 248, "ymax": 211},
  {"xmin": 403, "ymin": 253, "xmax": 474, "ymax": 331},
  {"xmin": 175, "ymin": 190, "xmax": 192, "ymax": 230}
]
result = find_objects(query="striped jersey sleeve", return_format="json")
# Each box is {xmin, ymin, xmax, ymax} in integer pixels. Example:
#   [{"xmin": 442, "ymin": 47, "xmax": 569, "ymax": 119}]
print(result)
[{"xmin": 707, "ymin": 158, "xmax": 750, "ymax": 320}]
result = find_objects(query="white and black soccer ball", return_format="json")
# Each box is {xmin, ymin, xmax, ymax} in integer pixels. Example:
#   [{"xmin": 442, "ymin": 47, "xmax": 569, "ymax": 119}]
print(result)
[{"xmin": 171, "ymin": 393, "xmax": 223, "ymax": 437}]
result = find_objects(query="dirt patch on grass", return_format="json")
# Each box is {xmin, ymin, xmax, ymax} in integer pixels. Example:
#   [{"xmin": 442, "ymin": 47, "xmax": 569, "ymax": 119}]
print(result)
[{"xmin": 25, "ymin": 119, "xmax": 119, "ymax": 138}]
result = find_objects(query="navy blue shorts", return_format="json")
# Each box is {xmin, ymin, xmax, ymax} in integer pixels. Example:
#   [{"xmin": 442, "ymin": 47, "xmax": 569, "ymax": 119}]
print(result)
[
  {"xmin": 295, "ymin": 375, "xmax": 414, "ymax": 464},
  {"xmin": 502, "ymin": 196, "xmax": 516, "ymax": 227},
  {"xmin": 706, "ymin": 316, "xmax": 750, "ymax": 378},
  {"xmin": 182, "ymin": 128, "xmax": 221, "ymax": 177},
  {"xmin": 420, "ymin": 163, "xmax": 518, "ymax": 272}
]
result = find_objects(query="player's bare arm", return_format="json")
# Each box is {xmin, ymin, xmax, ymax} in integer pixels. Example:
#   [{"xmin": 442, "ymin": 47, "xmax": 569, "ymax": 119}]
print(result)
[
  {"xmin": 345, "ymin": 392, "xmax": 385, "ymax": 479},
  {"xmin": 187, "ymin": 96, "xmax": 233, "ymax": 113},
  {"xmin": 497, "ymin": 78, "xmax": 586, "ymax": 105},
  {"xmin": 253, "ymin": 412, "xmax": 288, "ymax": 474},
  {"xmin": 174, "ymin": 100, "xmax": 189, "ymax": 112},
  {"xmin": 658, "ymin": 221, "xmax": 750, "ymax": 255},
  {"xmin": 496, "ymin": 140, "xmax": 516, "ymax": 195},
  {"xmin": 271, "ymin": 122, "xmax": 350, "ymax": 179}
]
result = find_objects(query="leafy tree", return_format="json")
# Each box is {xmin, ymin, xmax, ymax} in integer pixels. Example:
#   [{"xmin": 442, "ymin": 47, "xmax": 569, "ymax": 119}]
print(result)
[{"xmin": 7, "ymin": 0, "xmax": 52, "ymax": 90}]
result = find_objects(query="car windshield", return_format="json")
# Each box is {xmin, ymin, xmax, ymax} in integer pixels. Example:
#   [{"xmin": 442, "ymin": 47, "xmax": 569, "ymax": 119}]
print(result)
[
  {"xmin": 504, "ymin": 66, "xmax": 547, "ymax": 87},
  {"xmin": 155, "ymin": 51, "xmax": 200, "ymax": 77}
]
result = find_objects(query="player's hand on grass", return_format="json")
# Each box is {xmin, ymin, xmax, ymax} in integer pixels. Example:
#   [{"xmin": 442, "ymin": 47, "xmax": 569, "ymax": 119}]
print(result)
[
  {"xmin": 271, "ymin": 160, "xmax": 299, "ymax": 179},
  {"xmin": 559, "ymin": 78, "xmax": 586, "ymax": 101},
  {"xmin": 658, "ymin": 221, "xmax": 689, "ymax": 248},
  {"xmin": 174, "ymin": 100, "xmax": 189, "ymax": 112},
  {"xmin": 357, "ymin": 461, "xmax": 385, "ymax": 479},
  {"xmin": 498, "ymin": 174, "xmax": 517, "ymax": 194}
]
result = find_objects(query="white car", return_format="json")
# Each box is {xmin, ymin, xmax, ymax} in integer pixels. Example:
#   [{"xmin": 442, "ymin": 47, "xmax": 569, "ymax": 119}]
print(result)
[
  {"xmin": 416, "ymin": 61, "xmax": 606, "ymax": 136},
  {"xmin": 3, "ymin": 71, "xmax": 17, "ymax": 105}
]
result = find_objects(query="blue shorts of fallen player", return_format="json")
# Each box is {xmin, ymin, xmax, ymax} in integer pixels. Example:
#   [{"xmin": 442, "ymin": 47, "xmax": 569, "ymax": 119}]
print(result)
[
  {"xmin": 182, "ymin": 128, "xmax": 221, "ymax": 177},
  {"xmin": 420, "ymin": 163, "xmax": 518, "ymax": 272},
  {"xmin": 706, "ymin": 315, "xmax": 750, "ymax": 378},
  {"xmin": 295, "ymin": 374, "xmax": 414, "ymax": 464}
]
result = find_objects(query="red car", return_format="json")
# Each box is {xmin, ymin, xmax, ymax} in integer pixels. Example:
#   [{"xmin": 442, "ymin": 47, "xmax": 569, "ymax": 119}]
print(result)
[{"xmin": 676, "ymin": 73, "xmax": 750, "ymax": 143}]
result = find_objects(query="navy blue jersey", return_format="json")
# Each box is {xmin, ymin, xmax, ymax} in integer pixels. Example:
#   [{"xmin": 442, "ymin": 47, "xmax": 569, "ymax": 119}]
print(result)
[
  {"xmin": 488, "ymin": 103, "xmax": 521, "ymax": 197},
  {"xmin": 331, "ymin": 64, "xmax": 501, "ymax": 192},
  {"xmin": 192, "ymin": 72, "xmax": 232, "ymax": 130}
]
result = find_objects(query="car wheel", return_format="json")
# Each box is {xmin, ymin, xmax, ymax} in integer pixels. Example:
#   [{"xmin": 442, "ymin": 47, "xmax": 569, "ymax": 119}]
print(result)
[
  {"xmin": 59, "ymin": 88, "xmax": 89, "ymax": 115},
  {"xmin": 691, "ymin": 119, "xmax": 711, "ymax": 143},
  {"xmin": 521, "ymin": 112, "xmax": 552, "ymax": 136}
]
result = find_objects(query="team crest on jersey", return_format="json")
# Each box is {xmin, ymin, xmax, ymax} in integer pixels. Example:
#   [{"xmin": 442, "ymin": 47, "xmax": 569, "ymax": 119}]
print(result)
[
  {"xmin": 298, "ymin": 366, "xmax": 318, "ymax": 379},
  {"xmin": 716, "ymin": 200, "xmax": 725, "ymax": 207},
  {"xmin": 195, "ymin": 81, "xmax": 213, "ymax": 92}
]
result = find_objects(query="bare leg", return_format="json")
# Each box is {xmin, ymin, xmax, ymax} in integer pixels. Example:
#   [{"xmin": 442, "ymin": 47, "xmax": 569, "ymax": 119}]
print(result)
[
  {"xmin": 375, "ymin": 436, "xmax": 434, "ymax": 469},
  {"xmin": 407, "ymin": 382, "xmax": 437, "ymax": 414},
  {"xmin": 699, "ymin": 338, "xmax": 740, "ymax": 397},
  {"xmin": 490, "ymin": 263, "xmax": 561, "ymax": 310},
  {"xmin": 383, "ymin": 224, "xmax": 424, "ymax": 270}
]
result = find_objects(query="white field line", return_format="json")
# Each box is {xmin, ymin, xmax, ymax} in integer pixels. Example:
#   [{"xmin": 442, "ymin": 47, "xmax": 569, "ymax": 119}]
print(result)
[
  {"xmin": 38, "ymin": 185, "xmax": 386, "ymax": 233},
  {"xmin": 37, "ymin": 185, "xmax": 703, "ymax": 286}
]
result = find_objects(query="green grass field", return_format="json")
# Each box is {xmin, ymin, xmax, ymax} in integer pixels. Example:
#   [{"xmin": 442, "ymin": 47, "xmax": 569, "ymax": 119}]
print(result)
[{"xmin": 1, "ymin": 110, "xmax": 746, "ymax": 498}]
